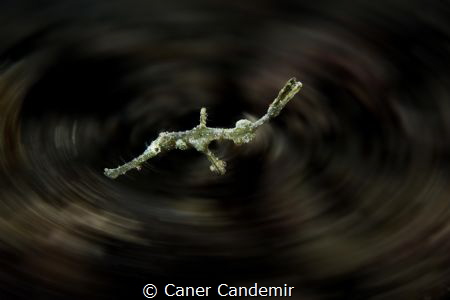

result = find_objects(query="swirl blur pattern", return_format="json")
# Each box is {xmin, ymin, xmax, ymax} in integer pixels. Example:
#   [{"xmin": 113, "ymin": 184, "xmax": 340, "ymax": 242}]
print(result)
[{"xmin": 1, "ymin": 1, "xmax": 450, "ymax": 299}]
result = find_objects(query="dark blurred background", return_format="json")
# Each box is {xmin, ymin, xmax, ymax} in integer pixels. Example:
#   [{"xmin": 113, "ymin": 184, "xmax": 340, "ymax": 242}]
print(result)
[{"xmin": 1, "ymin": 0, "xmax": 450, "ymax": 299}]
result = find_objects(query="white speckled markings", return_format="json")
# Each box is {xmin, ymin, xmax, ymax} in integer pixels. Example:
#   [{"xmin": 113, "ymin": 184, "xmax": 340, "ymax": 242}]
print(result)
[{"xmin": 105, "ymin": 78, "xmax": 303, "ymax": 179}]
